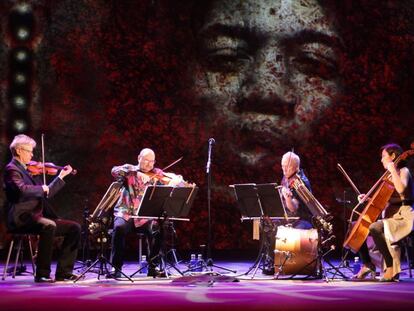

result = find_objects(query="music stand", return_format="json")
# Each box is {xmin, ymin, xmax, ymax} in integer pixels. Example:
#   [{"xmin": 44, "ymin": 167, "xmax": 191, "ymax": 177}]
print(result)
[
  {"xmin": 231, "ymin": 183, "xmax": 295, "ymax": 279},
  {"xmin": 130, "ymin": 185, "xmax": 198, "ymax": 277},
  {"xmin": 74, "ymin": 181, "xmax": 134, "ymax": 283}
]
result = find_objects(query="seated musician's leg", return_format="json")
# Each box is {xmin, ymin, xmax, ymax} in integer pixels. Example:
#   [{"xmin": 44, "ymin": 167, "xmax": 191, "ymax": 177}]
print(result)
[
  {"xmin": 34, "ymin": 217, "xmax": 56, "ymax": 282},
  {"xmin": 369, "ymin": 221, "xmax": 395, "ymax": 281},
  {"xmin": 109, "ymin": 217, "xmax": 132, "ymax": 276},
  {"xmin": 353, "ymin": 241, "xmax": 376, "ymax": 279},
  {"xmin": 138, "ymin": 220, "xmax": 165, "ymax": 277},
  {"xmin": 54, "ymin": 219, "xmax": 81, "ymax": 281},
  {"xmin": 262, "ymin": 219, "xmax": 276, "ymax": 275}
]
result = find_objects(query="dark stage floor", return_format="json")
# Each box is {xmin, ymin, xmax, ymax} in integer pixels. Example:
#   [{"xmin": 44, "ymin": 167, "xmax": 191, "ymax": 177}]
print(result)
[{"xmin": 1, "ymin": 257, "xmax": 414, "ymax": 311}]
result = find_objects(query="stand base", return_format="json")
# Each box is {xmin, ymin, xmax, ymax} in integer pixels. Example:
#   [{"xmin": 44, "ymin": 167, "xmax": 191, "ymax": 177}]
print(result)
[
  {"xmin": 241, "ymin": 253, "xmax": 273, "ymax": 279},
  {"xmin": 74, "ymin": 259, "xmax": 92, "ymax": 271},
  {"xmin": 130, "ymin": 252, "xmax": 185, "ymax": 278},
  {"xmin": 205, "ymin": 258, "xmax": 237, "ymax": 274},
  {"xmin": 74, "ymin": 255, "xmax": 133, "ymax": 283},
  {"xmin": 325, "ymin": 250, "xmax": 353, "ymax": 280},
  {"xmin": 182, "ymin": 258, "xmax": 237, "ymax": 275}
]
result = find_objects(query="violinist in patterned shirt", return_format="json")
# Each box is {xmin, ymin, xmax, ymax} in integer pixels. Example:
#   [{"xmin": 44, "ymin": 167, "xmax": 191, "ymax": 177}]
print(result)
[{"xmin": 108, "ymin": 148, "xmax": 185, "ymax": 278}]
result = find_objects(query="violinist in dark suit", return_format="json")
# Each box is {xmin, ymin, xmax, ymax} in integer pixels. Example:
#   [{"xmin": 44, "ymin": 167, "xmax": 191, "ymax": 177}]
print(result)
[
  {"xmin": 108, "ymin": 148, "xmax": 185, "ymax": 278},
  {"xmin": 3, "ymin": 134, "xmax": 80, "ymax": 283}
]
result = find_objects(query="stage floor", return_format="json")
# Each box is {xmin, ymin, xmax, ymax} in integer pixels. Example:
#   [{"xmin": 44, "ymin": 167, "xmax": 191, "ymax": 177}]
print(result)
[{"xmin": 1, "ymin": 259, "xmax": 414, "ymax": 311}]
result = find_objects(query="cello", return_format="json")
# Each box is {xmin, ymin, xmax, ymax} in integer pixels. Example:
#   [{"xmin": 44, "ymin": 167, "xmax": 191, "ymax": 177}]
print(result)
[{"xmin": 342, "ymin": 144, "xmax": 414, "ymax": 253}]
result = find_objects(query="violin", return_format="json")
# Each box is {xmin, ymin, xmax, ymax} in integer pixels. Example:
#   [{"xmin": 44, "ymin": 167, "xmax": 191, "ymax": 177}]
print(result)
[
  {"xmin": 27, "ymin": 161, "xmax": 77, "ymax": 176},
  {"xmin": 143, "ymin": 170, "xmax": 194, "ymax": 187},
  {"xmin": 119, "ymin": 157, "xmax": 194, "ymax": 187},
  {"xmin": 143, "ymin": 170, "xmax": 173, "ymax": 185}
]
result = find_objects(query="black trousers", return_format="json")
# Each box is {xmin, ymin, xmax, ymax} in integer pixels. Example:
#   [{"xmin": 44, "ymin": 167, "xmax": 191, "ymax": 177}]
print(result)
[
  {"xmin": 359, "ymin": 220, "xmax": 393, "ymax": 268},
  {"xmin": 22, "ymin": 217, "xmax": 81, "ymax": 278},
  {"xmin": 110, "ymin": 217, "xmax": 161, "ymax": 271}
]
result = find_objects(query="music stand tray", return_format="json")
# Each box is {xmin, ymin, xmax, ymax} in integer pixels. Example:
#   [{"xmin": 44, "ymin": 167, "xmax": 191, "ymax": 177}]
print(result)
[
  {"xmin": 256, "ymin": 183, "xmax": 286, "ymax": 218},
  {"xmin": 232, "ymin": 183, "xmax": 263, "ymax": 218},
  {"xmin": 232, "ymin": 183, "xmax": 288, "ymax": 220},
  {"xmin": 164, "ymin": 186, "xmax": 199, "ymax": 219},
  {"xmin": 134, "ymin": 185, "xmax": 198, "ymax": 220}
]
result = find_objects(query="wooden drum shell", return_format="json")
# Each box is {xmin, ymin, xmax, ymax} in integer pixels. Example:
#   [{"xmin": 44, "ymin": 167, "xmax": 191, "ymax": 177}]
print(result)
[{"xmin": 274, "ymin": 226, "xmax": 318, "ymax": 275}]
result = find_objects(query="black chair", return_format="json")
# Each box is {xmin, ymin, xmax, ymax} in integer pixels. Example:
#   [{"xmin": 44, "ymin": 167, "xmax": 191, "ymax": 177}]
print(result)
[{"xmin": 2, "ymin": 233, "xmax": 37, "ymax": 280}]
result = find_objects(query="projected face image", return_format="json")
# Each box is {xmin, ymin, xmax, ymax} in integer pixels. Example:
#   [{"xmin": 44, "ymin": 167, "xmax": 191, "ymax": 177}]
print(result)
[{"xmin": 191, "ymin": 0, "xmax": 342, "ymax": 168}]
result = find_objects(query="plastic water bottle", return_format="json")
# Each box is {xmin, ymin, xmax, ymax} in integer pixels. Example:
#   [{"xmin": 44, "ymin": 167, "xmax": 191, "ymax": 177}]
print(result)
[
  {"xmin": 189, "ymin": 254, "xmax": 197, "ymax": 270},
  {"xmin": 196, "ymin": 254, "xmax": 203, "ymax": 272},
  {"xmin": 353, "ymin": 256, "xmax": 361, "ymax": 275},
  {"xmin": 141, "ymin": 255, "xmax": 148, "ymax": 274}
]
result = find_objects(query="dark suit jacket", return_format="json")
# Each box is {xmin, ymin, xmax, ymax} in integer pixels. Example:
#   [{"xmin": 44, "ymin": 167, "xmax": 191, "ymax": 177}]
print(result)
[{"xmin": 3, "ymin": 158, "xmax": 65, "ymax": 230}]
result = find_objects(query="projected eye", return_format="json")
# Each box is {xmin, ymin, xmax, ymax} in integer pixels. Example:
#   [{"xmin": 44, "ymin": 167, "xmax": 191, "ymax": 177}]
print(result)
[
  {"xmin": 202, "ymin": 48, "xmax": 252, "ymax": 73},
  {"xmin": 291, "ymin": 51, "xmax": 338, "ymax": 80}
]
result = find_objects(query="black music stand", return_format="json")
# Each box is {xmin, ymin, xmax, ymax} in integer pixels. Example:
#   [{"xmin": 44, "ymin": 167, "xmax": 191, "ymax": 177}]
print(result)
[
  {"xmin": 130, "ymin": 185, "xmax": 198, "ymax": 277},
  {"xmin": 74, "ymin": 181, "xmax": 134, "ymax": 283},
  {"xmin": 232, "ymin": 183, "xmax": 291, "ymax": 279}
]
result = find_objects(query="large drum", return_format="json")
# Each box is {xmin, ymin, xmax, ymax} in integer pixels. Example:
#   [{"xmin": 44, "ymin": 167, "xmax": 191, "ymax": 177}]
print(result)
[{"xmin": 274, "ymin": 226, "xmax": 319, "ymax": 275}]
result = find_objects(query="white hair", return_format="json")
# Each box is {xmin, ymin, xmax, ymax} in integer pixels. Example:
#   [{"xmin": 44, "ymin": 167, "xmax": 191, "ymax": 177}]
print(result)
[
  {"xmin": 282, "ymin": 151, "xmax": 300, "ymax": 167},
  {"xmin": 9, "ymin": 134, "xmax": 36, "ymax": 156}
]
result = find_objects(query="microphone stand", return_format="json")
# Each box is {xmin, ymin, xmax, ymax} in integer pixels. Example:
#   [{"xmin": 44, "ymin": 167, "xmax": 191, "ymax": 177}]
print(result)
[
  {"xmin": 327, "ymin": 190, "xmax": 352, "ymax": 280},
  {"xmin": 205, "ymin": 138, "xmax": 236, "ymax": 273}
]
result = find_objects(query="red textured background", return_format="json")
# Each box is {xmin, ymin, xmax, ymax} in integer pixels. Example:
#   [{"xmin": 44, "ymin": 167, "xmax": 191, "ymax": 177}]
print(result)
[{"xmin": 1, "ymin": 1, "xmax": 414, "ymax": 253}]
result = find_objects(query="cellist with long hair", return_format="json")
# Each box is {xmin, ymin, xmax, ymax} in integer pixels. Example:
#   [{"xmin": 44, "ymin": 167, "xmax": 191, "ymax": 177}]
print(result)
[{"xmin": 353, "ymin": 143, "xmax": 414, "ymax": 281}]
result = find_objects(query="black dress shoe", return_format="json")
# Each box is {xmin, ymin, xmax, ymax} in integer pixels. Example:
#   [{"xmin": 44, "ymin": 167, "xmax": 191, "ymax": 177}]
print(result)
[
  {"xmin": 55, "ymin": 273, "xmax": 82, "ymax": 282},
  {"xmin": 147, "ymin": 268, "xmax": 167, "ymax": 278},
  {"xmin": 34, "ymin": 276, "xmax": 55, "ymax": 283}
]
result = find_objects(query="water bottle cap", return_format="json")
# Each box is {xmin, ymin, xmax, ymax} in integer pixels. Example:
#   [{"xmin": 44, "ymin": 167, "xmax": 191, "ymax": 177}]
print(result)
[
  {"xmin": 142, "ymin": 255, "xmax": 146, "ymax": 260},
  {"xmin": 354, "ymin": 256, "xmax": 359, "ymax": 261}
]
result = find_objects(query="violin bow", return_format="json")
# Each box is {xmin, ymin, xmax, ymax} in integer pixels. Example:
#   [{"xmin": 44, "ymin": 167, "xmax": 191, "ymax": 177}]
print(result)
[
  {"xmin": 161, "ymin": 156, "xmax": 183, "ymax": 171},
  {"xmin": 337, "ymin": 162, "xmax": 373, "ymax": 224},
  {"xmin": 41, "ymin": 133, "xmax": 46, "ymax": 186},
  {"xmin": 149, "ymin": 156, "xmax": 184, "ymax": 198},
  {"xmin": 337, "ymin": 163, "xmax": 361, "ymax": 196}
]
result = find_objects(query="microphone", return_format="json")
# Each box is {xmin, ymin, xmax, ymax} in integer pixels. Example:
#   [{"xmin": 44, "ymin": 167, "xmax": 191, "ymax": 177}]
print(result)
[{"xmin": 206, "ymin": 138, "xmax": 215, "ymax": 173}]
